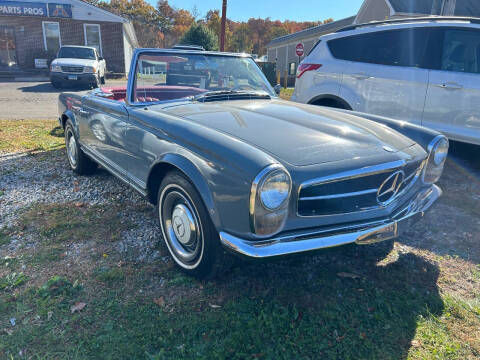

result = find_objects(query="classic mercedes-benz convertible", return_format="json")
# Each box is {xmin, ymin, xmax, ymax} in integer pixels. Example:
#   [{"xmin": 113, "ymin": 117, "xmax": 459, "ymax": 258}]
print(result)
[{"xmin": 58, "ymin": 47, "xmax": 449, "ymax": 278}]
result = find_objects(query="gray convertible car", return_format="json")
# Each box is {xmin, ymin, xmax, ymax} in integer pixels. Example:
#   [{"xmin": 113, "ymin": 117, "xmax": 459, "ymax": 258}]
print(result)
[{"xmin": 58, "ymin": 48, "xmax": 449, "ymax": 278}]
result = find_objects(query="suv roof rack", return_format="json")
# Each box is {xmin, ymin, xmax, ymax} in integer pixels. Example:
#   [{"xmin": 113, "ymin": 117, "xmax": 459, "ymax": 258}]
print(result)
[
  {"xmin": 172, "ymin": 44, "xmax": 205, "ymax": 51},
  {"xmin": 336, "ymin": 16, "xmax": 480, "ymax": 33}
]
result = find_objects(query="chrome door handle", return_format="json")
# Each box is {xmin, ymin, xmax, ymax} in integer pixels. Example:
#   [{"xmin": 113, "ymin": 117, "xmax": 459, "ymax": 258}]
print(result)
[
  {"xmin": 352, "ymin": 72, "xmax": 370, "ymax": 80},
  {"xmin": 435, "ymin": 82, "xmax": 463, "ymax": 90}
]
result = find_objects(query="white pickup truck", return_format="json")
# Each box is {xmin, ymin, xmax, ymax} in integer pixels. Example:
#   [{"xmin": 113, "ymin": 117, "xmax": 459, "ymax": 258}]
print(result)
[{"xmin": 50, "ymin": 45, "xmax": 106, "ymax": 89}]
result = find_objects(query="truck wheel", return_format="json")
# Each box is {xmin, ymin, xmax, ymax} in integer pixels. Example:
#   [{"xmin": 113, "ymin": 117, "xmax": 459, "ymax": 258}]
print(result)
[
  {"xmin": 157, "ymin": 170, "xmax": 228, "ymax": 279},
  {"xmin": 91, "ymin": 76, "xmax": 99, "ymax": 89},
  {"xmin": 65, "ymin": 120, "xmax": 97, "ymax": 175}
]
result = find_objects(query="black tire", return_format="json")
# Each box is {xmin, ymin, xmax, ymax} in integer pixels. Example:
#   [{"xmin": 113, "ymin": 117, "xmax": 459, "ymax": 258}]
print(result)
[
  {"xmin": 64, "ymin": 120, "xmax": 97, "ymax": 175},
  {"xmin": 91, "ymin": 76, "xmax": 99, "ymax": 89},
  {"xmin": 157, "ymin": 170, "xmax": 228, "ymax": 279}
]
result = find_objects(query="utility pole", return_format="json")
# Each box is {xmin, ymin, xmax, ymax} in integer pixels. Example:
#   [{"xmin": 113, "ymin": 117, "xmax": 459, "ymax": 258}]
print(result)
[{"xmin": 220, "ymin": 0, "xmax": 227, "ymax": 51}]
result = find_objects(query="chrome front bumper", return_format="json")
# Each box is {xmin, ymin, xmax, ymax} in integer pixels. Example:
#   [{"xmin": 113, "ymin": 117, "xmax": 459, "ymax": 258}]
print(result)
[{"xmin": 220, "ymin": 185, "xmax": 441, "ymax": 259}]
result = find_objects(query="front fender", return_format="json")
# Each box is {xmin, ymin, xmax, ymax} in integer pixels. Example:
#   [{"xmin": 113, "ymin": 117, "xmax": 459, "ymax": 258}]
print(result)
[
  {"xmin": 341, "ymin": 110, "xmax": 441, "ymax": 151},
  {"xmin": 148, "ymin": 153, "xmax": 221, "ymax": 229}
]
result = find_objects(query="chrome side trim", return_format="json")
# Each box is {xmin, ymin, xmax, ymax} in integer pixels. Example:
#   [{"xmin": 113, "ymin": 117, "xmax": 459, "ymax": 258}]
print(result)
[
  {"xmin": 299, "ymin": 188, "xmax": 377, "ymax": 201},
  {"xmin": 220, "ymin": 185, "xmax": 441, "ymax": 259}
]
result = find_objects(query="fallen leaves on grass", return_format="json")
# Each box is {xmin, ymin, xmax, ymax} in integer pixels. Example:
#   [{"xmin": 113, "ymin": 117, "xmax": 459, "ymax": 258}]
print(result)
[
  {"xmin": 411, "ymin": 339, "xmax": 422, "ymax": 347},
  {"xmin": 70, "ymin": 302, "xmax": 86, "ymax": 314},
  {"xmin": 153, "ymin": 297, "xmax": 165, "ymax": 307}
]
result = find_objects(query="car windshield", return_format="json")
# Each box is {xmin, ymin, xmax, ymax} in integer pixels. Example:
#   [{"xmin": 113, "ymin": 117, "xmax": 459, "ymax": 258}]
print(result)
[
  {"xmin": 58, "ymin": 47, "xmax": 96, "ymax": 60},
  {"xmin": 133, "ymin": 52, "xmax": 275, "ymax": 103}
]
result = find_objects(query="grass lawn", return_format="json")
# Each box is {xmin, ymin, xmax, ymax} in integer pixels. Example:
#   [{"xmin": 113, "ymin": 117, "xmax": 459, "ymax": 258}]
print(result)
[
  {"xmin": 280, "ymin": 88, "xmax": 294, "ymax": 100},
  {"xmin": 1, "ymin": 120, "xmax": 479, "ymax": 359},
  {"xmin": 0, "ymin": 119, "xmax": 64, "ymax": 154}
]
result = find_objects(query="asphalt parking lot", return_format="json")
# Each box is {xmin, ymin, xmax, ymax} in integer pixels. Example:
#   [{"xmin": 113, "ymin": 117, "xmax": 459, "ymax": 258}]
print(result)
[{"xmin": 0, "ymin": 80, "xmax": 126, "ymax": 120}]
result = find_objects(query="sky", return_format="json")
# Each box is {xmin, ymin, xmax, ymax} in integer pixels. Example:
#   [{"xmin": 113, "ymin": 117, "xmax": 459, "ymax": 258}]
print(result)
[{"xmin": 156, "ymin": 0, "xmax": 365, "ymax": 22}]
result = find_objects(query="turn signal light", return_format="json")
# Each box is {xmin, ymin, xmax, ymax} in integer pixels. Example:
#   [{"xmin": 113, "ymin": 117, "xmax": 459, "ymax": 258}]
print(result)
[{"xmin": 297, "ymin": 64, "xmax": 322, "ymax": 78}]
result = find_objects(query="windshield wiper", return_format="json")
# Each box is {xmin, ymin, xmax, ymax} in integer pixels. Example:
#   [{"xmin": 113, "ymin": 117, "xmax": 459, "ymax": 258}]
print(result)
[{"xmin": 193, "ymin": 90, "xmax": 271, "ymax": 102}]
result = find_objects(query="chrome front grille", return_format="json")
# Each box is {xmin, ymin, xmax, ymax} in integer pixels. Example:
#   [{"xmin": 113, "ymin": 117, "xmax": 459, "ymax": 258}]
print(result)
[
  {"xmin": 297, "ymin": 160, "xmax": 424, "ymax": 217},
  {"xmin": 61, "ymin": 66, "xmax": 84, "ymax": 73}
]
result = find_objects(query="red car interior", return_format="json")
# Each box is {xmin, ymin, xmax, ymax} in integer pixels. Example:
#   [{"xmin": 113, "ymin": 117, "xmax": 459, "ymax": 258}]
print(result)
[{"xmin": 98, "ymin": 86, "xmax": 207, "ymax": 103}]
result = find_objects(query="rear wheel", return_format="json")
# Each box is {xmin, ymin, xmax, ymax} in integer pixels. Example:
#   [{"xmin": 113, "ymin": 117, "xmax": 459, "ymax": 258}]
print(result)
[
  {"xmin": 311, "ymin": 98, "xmax": 351, "ymax": 110},
  {"xmin": 157, "ymin": 171, "xmax": 227, "ymax": 278},
  {"xmin": 65, "ymin": 120, "xmax": 97, "ymax": 175}
]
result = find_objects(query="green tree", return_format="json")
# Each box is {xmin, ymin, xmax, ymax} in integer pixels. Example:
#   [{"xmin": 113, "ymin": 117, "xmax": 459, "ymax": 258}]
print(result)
[
  {"xmin": 231, "ymin": 23, "xmax": 253, "ymax": 53},
  {"xmin": 179, "ymin": 23, "xmax": 218, "ymax": 51}
]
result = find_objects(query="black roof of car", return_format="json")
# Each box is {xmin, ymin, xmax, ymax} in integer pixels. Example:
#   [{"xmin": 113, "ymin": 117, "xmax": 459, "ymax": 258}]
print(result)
[{"xmin": 336, "ymin": 15, "xmax": 480, "ymax": 33}]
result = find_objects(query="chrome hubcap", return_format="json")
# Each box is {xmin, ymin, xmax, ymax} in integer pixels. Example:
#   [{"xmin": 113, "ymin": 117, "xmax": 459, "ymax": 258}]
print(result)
[
  {"xmin": 172, "ymin": 204, "xmax": 196, "ymax": 246},
  {"xmin": 160, "ymin": 188, "xmax": 203, "ymax": 266},
  {"xmin": 67, "ymin": 130, "xmax": 77, "ymax": 167}
]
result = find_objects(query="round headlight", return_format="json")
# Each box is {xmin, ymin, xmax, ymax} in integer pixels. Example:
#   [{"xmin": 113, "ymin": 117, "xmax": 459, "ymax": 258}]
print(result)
[
  {"xmin": 259, "ymin": 170, "xmax": 291, "ymax": 210},
  {"xmin": 423, "ymin": 136, "xmax": 449, "ymax": 184},
  {"xmin": 433, "ymin": 137, "xmax": 449, "ymax": 166}
]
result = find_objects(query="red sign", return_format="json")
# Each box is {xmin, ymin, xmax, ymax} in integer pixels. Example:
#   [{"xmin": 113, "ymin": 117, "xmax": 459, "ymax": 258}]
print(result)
[{"xmin": 296, "ymin": 43, "xmax": 304, "ymax": 57}]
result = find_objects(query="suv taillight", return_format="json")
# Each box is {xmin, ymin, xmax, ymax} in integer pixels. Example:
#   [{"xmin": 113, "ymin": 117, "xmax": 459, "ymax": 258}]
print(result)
[{"xmin": 297, "ymin": 64, "xmax": 322, "ymax": 78}]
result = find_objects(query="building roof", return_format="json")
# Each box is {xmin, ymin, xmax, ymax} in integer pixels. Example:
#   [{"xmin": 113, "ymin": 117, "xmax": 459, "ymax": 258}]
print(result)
[
  {"xmin": 17, "ymin": 0, "xmax": 128, "ymax": 23},
  {"xmin": 267, "ymin": 16, "xmax": 356, "ymax": 47}
]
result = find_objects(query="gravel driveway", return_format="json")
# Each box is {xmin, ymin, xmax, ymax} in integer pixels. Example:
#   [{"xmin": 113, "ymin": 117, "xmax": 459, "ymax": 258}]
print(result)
[
  {"xmin": 0, "ymin": 80, "xmax": 126, "ymax": 120},
  {"xmin": 0, "ymin": 149, "xmax": 163, "ymax": 263}
]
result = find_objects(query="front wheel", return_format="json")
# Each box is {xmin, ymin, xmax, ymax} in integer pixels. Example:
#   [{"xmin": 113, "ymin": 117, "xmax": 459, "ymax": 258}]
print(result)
[{"xmin": 157, "ymin": 171, "xmax": 227, "ymax": 278}]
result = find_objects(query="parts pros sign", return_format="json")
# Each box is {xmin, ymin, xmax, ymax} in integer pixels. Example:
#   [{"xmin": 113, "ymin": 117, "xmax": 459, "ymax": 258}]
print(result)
[
  {"xmin": 295, "ymin": 43, "xmax": 304, "ymax": 57},
  {"xmin": 0, "ymin": 1, "xmax": 47, "ymax": 16}
]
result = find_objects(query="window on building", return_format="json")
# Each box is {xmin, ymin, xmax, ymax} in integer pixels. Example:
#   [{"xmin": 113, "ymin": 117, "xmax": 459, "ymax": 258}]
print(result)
[
  {"xmin": 288, "ymin": 62, "xmax": 296, "ymax": 75},
  {"xmin": 328, "ymin": 28, "xmax": 432, "ymax": 68},
  {"xmin": 441, "ymin": 28, "xmax": 480, "ymax": 74},
  {"xmin": 84, "ymin": 24, "xmax": 102, "ymax": 55},
  {"xmin": 42, "ymin": 22, "xmax": 61, "ymax": 55}
]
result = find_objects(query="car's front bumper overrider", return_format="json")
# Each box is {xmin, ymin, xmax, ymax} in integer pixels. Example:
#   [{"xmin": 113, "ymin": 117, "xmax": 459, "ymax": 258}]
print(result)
[{"xmin": 220, "ymin": 185, "xmax": 441, "ymax": 258}]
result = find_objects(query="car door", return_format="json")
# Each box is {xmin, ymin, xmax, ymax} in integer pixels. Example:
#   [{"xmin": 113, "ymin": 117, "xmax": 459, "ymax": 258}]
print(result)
[
  {"xmin": 335, "ymin": 27, "xmax": 431, "ymax": 125},
  {"xmin": 422, "ymin": 27, "xmax": 480, "ymax": 145},
  {"xmin": 79, "ymin": 94, "xmax": 130, "ymax": 176}
]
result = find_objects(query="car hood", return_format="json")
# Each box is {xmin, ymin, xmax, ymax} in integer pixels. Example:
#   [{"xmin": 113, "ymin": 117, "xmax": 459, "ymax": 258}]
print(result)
[
  {"xmin": 52, "ymin": 58, "xmax": 97, "ymax": 67},
  {"xmin": 154, "ymin": 99, "xmax": 416, "ymax": 166}
]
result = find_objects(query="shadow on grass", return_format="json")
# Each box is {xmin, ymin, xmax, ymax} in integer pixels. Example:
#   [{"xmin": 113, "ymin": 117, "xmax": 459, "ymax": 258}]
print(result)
[{"xmin": 49, "ymin": 126, "xmax": 64, "ymax": 138}]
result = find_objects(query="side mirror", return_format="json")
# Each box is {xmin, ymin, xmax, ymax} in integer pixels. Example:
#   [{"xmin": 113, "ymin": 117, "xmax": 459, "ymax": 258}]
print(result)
[{"xmin": 274, "ymin": 84, "xmax": 281, "ymax": 95}]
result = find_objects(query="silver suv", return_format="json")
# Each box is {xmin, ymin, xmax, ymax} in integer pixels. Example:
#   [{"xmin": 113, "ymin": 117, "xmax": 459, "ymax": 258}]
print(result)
[{"xmin": 292, "ymin": 17, "xmax": 480, "ymax": 146}]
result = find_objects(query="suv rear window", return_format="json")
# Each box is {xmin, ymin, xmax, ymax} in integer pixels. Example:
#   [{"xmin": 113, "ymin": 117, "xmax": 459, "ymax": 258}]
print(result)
[{"xmin": 328, "ymin": 28, "xmax": 432, "ymax": 68}]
